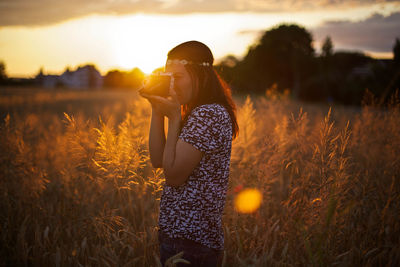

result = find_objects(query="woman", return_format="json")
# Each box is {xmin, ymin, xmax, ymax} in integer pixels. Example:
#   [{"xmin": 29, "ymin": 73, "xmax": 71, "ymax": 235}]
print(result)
[{"xmin": 140, "ymin": 41, "xmax": 238, "ymax": 267}]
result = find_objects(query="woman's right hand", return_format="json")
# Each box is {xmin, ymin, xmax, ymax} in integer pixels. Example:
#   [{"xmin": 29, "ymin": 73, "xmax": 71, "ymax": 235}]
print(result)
[
  {"xmin": 139, "ymin": 80, "xmax": 164, "ymax": 118},
  {"xmin": 140, "ymin": 92, "xmax": 164, "ymax": 117}
]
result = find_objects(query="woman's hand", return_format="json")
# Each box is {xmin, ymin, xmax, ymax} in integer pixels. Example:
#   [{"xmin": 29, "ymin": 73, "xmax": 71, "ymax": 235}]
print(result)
[
  {"xmin": 138, "ymin": 85, "xmax": 163, "ymax": 117},
  {"xmin": 140, "ymin": 89, "xmax": 181, "ymax": 122}
]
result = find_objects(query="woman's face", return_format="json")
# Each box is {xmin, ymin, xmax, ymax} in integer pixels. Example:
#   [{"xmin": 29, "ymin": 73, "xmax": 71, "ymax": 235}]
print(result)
[{"xmin": 165, "ymin": 62, "xmax": 196, "ymax": 105}]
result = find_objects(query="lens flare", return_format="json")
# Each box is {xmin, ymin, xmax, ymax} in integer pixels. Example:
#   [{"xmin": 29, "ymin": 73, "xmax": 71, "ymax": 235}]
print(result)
[{"xmin": 234, "ymin": 188, "xmax": 262, "ymax": 213}]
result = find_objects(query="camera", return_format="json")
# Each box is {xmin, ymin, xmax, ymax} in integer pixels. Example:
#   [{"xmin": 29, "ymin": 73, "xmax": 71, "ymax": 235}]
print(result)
[{"xmin": 139, "ymin": 72, "xmax": 174, "ymax": 97}]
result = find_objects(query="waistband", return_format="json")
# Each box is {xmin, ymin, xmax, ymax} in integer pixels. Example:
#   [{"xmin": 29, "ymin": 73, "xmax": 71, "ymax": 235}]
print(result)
[{"xmin": 158, "ymin": 230, "xmax": 221, "ymax": 253}]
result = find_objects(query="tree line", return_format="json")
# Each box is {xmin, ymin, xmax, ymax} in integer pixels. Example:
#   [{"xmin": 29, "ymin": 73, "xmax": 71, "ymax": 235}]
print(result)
[
  {"xmin": 1, "ymin": 23, "xmax": 399, "ymax": 104},
  {"xmin": 0, "ymin": 62, "xmax": 146, "ymax": 90},
  {"xmin": 215, "ymin": 24, "xmax": 400, "ymax": 105}
]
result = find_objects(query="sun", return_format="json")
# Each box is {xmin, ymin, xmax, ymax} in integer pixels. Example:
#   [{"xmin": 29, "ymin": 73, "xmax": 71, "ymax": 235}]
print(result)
[
  {"xmin": 97, "ymin": 14, "xmax": 183, "ymax": 74},
  {"xmin": 107, "ymin": 13, "xmax": 244, "ymax": 74},
  {"xmin": 109, "ymin": 15, "xmax": 183, "ymax": 74}
]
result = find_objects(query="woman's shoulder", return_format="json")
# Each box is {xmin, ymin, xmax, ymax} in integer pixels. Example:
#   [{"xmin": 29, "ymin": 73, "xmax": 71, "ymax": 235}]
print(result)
[
  {"xmin": 189, "ymin": 103, "xmax": 231, "ymax": 130},
  {"xmin": 191, "ymin": 103, "xmax": 229, "ymax": 119}
]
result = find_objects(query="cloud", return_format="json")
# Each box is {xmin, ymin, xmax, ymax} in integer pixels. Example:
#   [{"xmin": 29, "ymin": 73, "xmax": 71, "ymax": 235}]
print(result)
[
  {"xmin": 311, "ymin": 11, "xmax": 400, "ymax": 52},
  {"xmin": 0, "ymin": 0, "xmax": 399, "ymax": 27},
  {"xmin": 0, "ymin": 0, "xmax": 164, "ymax": 27}
]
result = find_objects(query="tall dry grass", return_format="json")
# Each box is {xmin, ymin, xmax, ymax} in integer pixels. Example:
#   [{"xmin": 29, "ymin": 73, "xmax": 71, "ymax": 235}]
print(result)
[{"xmin": 0, "ymin": 88, "xmax": 399, "ymax": 266}]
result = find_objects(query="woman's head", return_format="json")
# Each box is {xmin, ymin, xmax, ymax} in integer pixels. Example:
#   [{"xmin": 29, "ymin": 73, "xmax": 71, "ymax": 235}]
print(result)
[
  {"xmin": 165, "ymin": 41, "xmax": 213, "ymax": 106},
  {"xmin": 165, "ymin": 40, "xmax": 239, "ymax": 138},
  {"xmin": 164, "ymin": 59, "xmax": 195, "ymax": 105}
]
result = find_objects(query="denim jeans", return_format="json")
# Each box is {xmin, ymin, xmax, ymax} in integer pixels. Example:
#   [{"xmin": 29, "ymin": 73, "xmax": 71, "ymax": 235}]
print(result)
[{"xmin": 158, "ymin": 230, "xmax": 223, "ymax": 267}]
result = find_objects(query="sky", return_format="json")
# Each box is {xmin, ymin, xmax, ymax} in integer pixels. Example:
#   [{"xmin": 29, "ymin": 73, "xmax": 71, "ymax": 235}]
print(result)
[{"xmin": 0, "ymin": 0, "xmax": 400, "ymax": 77}]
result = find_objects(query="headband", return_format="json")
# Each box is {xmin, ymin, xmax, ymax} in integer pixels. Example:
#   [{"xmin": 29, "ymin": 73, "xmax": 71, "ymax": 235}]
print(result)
[{"xmin": 166, "ymin": 59, "xmax": 211, "ymax": 67}]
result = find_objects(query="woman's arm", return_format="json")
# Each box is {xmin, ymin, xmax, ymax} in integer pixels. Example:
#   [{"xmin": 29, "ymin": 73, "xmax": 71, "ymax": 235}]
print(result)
[
  {"xmin": 148, "ymin": 109, "xmax": 165, "ymax": 168},
  {"xmin": 140, "ymin": 92, "xmax": 203, "ymax": 186},
  {"xmin": 162, "ymin": 117, "xmax": 203, "ymax": 187}
]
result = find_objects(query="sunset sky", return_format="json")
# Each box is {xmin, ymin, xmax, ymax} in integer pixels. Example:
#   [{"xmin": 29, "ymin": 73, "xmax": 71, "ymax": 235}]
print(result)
[{"xmin": 1, "ymin": 0, "xmax": 399, "ymax": 77}]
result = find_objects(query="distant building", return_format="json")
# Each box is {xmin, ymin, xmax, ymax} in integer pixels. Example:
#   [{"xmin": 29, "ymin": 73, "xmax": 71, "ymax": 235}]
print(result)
[
  {"xmin": 35, "ymin": 64, "xmax": 103, "ymax": 89},
  {"xmin": 42, "ymin": 75, "xmax": 60, "ymax": 88},
  {"xmin": 60, "ymin": 65, "xmax": 103, "ymax": 89}
]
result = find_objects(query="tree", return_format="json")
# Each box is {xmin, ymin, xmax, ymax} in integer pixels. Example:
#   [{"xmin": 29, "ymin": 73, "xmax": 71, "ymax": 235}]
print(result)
[
  {"xmin": 321, "ymin": 36, "xmax": 333, "ymax": 58},
  {"xmin": 319, "ymin": 36, "xmax": 334, "ymax": 101},
  {"xmin": 103, "ymin": 67, "xmax": 144, "ymax": 89},
  {"xmin": 218, "ymin": 55, "xmax": 239, "ymax": 68},
  {"xmin": 394, "ymin": 38, "xmax": 400, "ymax": 67},
  {"xmin": 0, "ymin": 61, "xmax": 7, "ymax": 82},
  {"xmin": 85, "ymin": 64, "xmax": 100, "ymax": 88},
  {"xmin": 126, "ymin": 67, "xmax": 145, "ymax": 89},
  {"xmin": 237, "ymin": 24, "xmax": 315, "ymax": 97},
  {"xmin": 215, "ymin": 55, "xmax": 239, "ymax": 86},
  {"xmin": 383, "ymin": 37, "xmax": 400, "ymax": 101},
  {"xmin": 104, "ymin": 70, "xmax": 124, "ymax": 88}
]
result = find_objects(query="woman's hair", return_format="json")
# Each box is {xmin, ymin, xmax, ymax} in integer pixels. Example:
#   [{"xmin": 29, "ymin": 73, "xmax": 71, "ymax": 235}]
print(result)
[{"xmin": 167, "ymin": 41, "xmax": 239, "ymax": 139}]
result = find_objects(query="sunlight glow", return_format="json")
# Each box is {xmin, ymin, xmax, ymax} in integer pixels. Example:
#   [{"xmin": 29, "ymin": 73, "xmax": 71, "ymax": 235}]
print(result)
[
  {"xmin": 235, "ymin": 188, "xmax": 263, "ymax": 214},
  {"xmin": 107, "ymin": 13, "xmax": 252, "ymax": 74}
]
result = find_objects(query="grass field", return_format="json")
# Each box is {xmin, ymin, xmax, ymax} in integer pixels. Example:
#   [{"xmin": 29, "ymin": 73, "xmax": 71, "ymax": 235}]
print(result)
[{"xmin": 1, "ymin": 86, "xmax": 399, "ymax": 266}]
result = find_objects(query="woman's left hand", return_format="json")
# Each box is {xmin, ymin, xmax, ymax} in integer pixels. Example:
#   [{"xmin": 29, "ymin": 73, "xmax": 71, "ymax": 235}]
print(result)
[{"xmin": 140, "ymin": 89, "xmax": 181, "ymax": 122}]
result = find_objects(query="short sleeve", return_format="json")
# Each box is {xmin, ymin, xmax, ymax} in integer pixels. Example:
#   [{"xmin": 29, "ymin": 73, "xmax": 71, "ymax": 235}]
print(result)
[{"xmin": 179, "ymin": 105, "xmax": 227, "ymax": 153}]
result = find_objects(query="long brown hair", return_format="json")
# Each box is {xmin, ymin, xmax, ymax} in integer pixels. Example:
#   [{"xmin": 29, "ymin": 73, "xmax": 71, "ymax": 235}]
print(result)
[{"xmin": 167, "ymin": 41, "xmax": 239, "ymax": 139}]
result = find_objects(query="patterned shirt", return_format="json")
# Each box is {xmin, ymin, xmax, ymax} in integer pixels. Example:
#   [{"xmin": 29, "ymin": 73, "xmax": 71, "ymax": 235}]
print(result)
[{"xmin": 158, "ymin": 103, "xmax": 233, "ymax": 250}]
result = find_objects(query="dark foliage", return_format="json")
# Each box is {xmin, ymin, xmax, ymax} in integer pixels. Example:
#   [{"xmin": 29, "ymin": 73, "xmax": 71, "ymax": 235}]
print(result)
[{"xmin": 216, "ymin": 23, "xmax": 399, "ymax": 105}]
